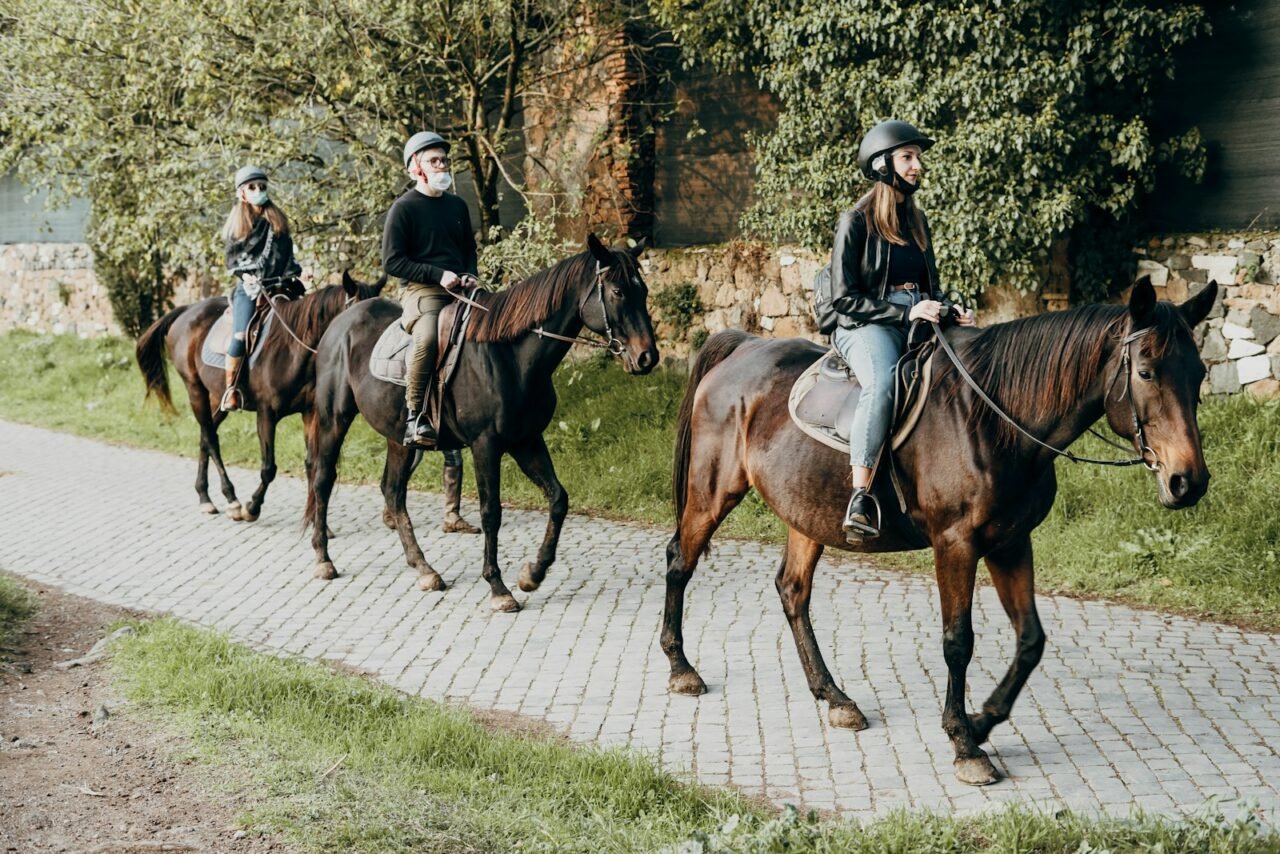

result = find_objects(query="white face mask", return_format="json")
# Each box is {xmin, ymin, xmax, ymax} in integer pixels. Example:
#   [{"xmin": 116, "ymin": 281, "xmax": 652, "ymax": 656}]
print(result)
[
  {"xmin": 427, "ymin": 171, "xmax": 453, "ymax": 192},
  {"xmin": 246, "ymin": 188, "xmax": 269, "ymax": 206}
]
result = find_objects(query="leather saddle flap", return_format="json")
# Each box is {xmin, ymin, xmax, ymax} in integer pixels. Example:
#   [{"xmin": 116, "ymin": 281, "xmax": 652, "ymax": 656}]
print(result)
[
  {"xmin": 200, "ymin": 306, "xmax": 273, "ymax": 370},
  {"xmin": 368, "ymin": 288, "xmax": 478, "ymax": 388}
]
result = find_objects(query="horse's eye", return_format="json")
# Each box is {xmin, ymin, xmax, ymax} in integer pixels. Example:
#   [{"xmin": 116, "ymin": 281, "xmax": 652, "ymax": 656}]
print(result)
[
  {"xmin": 610, "ymin": 286, "xmax": 624, "ymax": 299},
  {"xmin": 1138, "ymin": 369, "xmax": 1153, "ymax": 381}
]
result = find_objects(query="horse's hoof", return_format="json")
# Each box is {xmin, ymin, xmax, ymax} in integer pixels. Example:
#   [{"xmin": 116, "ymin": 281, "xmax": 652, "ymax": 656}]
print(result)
[
  {"xmin": 828, "ymin": 703, "xmax": 869, "ymax": 730},
  {"xmin": 381, "ymin": 509, "xmax": 396, "ymax": 530},
  {"xmin": 416, "ymin": 571, "xmax": 446, "ymax": 592},
  {"xmin": 516, "ymin": 562, "xmax": 541, "ymax": 593},
  {"xmin": 199, "ymin": 502, "xmax": 218, "ymax": 515},
  {"xmin": 669, "ymin": 671, "xmax": 707, "ymax": 696},
  {"xmin": 313, "ymin": 561, "xmax": 338, "ymax": 580},
  {"xmin": 226, "ymin": 502, "xmax": 244, "ymax": 521},
  {"xmin": 241, "ymin": 508, "xmax": 260, "ymax": 523},
  {"xmin": 954, "ymin": 755, "xmax": 1000, "ymax": 786},
  {"xmin": 489, "ymin": 593, "xmax": 521, "ymax": 613}
]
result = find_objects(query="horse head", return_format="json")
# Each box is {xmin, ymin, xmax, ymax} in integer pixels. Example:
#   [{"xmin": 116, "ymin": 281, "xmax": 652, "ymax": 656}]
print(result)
[
  {"xmin": 585, "ymin": 233, "xmax": 660, "ymax": 375},
  {"xmin": 1105, "ymin": 276, "xmax": 1217, "ymax": 509}
]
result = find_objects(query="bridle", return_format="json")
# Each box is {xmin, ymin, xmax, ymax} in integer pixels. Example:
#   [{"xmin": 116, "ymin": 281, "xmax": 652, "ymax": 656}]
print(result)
[
  {"xmin": 931, "ymin": 319, "xmax": 1161, "ymax": 471},
  {"xmin": 253, "ymin": 276, "xmax": 360, "ymax": 356},
  {"xmin": 532, "ymin": 262, "xmax": 627, "ymax": 356}
]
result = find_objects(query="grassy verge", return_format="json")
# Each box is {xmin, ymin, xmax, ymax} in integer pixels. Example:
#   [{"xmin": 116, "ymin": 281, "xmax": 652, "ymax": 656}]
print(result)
[
  {"xmin": 111, "ymin": 618, "xmax": 1279, "ymax": 852},
  {"xmin": 0, "ymin": 572, "xmax": 36, "ymax": 662},
  {"xmin": 1, "ymin": 330, "xmax": 1277, "ymax": 629}
]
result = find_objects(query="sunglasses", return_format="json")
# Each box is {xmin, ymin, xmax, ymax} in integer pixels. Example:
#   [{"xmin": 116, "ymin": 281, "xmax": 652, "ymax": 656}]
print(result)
[
  {"xmin": 243, "ymin": 181, "xmax": 268, "ymax": 192},
  {"xmin": 418, "ymin": 154, "xmax": 450, "ymax": 168}
]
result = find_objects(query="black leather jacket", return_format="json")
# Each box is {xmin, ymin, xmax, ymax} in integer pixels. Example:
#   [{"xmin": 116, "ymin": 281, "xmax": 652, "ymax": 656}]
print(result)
[{"xmin": 817, "ymin": 207, "xmax": 948, "ymax": 333}]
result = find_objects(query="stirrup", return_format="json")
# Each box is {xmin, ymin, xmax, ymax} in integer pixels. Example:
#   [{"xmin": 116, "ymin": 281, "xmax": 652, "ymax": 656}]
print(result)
[
  {"xmin": 843, "ymin": 489, "xmax": 881, "ymax": 541},
  {"xmin": 219, "ymin": 386, "xmax": 242, "ymax": 412}
]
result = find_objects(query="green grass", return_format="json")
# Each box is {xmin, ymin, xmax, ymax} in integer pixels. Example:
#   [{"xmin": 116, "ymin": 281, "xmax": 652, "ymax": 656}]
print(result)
[
  {"xmin": 1, "ymin": 330, "xmax": 1277, "ymax": 628},
  {"xmin": 0, "ymin": 572, "xmax": 37, "ymax": 662},
  {"xmin": 110, "ymin": 618, "xmax": 1280, "ymax": 852}
]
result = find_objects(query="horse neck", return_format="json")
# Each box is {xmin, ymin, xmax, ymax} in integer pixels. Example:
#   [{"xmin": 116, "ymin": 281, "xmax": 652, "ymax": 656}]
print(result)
[
  {"xmin": 275, "ymin": 288, "xmax": 340, "ymax": 352},
  {"xmin": 511, "ymin": 274, "xmax": 592, "ymax": 378}
]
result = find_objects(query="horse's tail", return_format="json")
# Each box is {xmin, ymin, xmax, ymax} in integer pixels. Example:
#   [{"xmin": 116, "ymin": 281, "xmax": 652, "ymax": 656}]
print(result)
[
  {"xmin": 673, "ymin": 329, "xmax": 753, "ymax": 527},
  {"xmin": 135, "ymin": 304, "xmax": 187, "ymax": 414}
]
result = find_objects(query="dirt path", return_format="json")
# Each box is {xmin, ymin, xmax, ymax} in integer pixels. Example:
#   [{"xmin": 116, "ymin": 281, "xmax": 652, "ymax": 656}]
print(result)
[{"xmin": 0, "ymin": 577, "xmax": 292, "ymax": 853}]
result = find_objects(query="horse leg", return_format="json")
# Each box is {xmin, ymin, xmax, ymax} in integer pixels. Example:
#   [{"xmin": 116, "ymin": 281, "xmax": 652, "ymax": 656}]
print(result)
[
  {"xmin": 661, "ymin": 463, "xmax": 749, "ymax": 696},
  {"xmin": 308, "ymin": 410, "xmax": 354, "ymax": 580},
  {"xmin": 189, "ymin": 389, "xmax": 239, "ymax": 515},
  {"xmin": 379, "ymin": 454, "xmax": 397, "ymax": 529},
  {"xmin": 775, "ymin": 529, "xmax": 868, "ymax": 730},
  {"xmin": 239, "ymin": 408, "xmax": 278, "ymax": 522},
  {"xmin": 509, "ymin": 435, "xmax": 567, "ymax": 593},
  {"xmin": 383, "ymin": 439, "xmax": 445, "ymax": 592},
  {"xmin": 934, "ymin": 539, "xmax": 1000, "ymax": 786},
  {"xmin": 968, "ymin": 535, "xmax": 1045, "ymax": 745},
  {"xmin": 471, "ymin": 437, "xmax": 519, "ymax": 613}
]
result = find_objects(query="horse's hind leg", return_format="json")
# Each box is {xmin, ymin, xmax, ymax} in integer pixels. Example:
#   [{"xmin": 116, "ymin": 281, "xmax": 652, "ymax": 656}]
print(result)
[
  {"xmin": 969, "ymin": 534, "xmax": 1044, "ymax": 745},
  {"xmin": 509, "ymin": 435, "xmax": 567, "ymax": 594},
  {"xmin": 188, "ymin": 387, "xmax": 238, "ymax": 515},
  {"xmin": 308, "ymin": 409, "xmax": 354, "ymax": 580},
  {"xmin": 383, "ymin": 439, "xmax": 445, "ymax": 592},
  {"xmin": 775, "ymin": 529, "xmax": 868, "ymax": 730},
  {"xmin": 661, "ymin": 453, "xmax": 749, "ymax": 696}
]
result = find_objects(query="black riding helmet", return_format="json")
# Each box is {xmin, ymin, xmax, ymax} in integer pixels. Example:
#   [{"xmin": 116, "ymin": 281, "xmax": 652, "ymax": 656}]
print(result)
[
  {"xmin": 857, "ymin": 120, "xmax": 934, "ymax": 185},
  {"xmin": 402, "ymin": 131, "xmax": 450, "ymax": 169}
]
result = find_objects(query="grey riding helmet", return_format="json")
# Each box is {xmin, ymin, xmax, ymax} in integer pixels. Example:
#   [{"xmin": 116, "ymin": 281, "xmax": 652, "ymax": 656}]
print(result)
[
  {"xmin": 402, "ymin": 131, "xmax": 451, "ymax": 168},
  {"xmin": 234, "ymin": 165, "xmax": 268, "ymax": 189},
  {"xmin": 857, "ymin": 120, "xmax": 934, "ymax": 183}
]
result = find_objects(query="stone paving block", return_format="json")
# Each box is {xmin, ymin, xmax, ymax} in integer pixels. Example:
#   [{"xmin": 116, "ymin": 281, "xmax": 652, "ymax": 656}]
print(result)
[{"xmin": 1, "ymin": 420, "xmax": 1278, "ymax": 820}]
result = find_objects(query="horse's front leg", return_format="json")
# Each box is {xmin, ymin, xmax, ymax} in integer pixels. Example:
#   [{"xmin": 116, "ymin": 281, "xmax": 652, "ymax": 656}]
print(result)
[
  {"xmin": 509, "ymin": 434, "xmax": 568, "ymax": 593},
  {"xmin": 471, "ymin": 436, "xmax": 519, "ymax": 612},
  {"xmin": 238, "ymin": 408, "xmax": 279, "ymax": 522},
  {"xmin": 934, "ymin": 536, "xmax": 1000, "ymax": 786},
  {"xmin": 969, "ymin": 534, "xmax": 1045, "ymax": 745}
]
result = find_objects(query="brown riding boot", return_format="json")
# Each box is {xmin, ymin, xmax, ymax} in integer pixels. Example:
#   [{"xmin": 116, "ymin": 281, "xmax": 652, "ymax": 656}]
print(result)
[
  {"xmin": 442, "ymin": 463, "xmax": 480, "ymax": 534},
  {"xmin": 220, "ymin": 355, "xmax": 243, "ymax": 412}
]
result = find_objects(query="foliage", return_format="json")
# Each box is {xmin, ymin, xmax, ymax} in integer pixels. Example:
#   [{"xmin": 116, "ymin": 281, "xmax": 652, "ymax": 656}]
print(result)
[
  {"xmin": 0, "ymin": 573, "xmax": 37, "ymax": 663},
  {"xmin": 0, "ymin": 0, "xmax": 636, "ymax": 327},
  {"xmin": 652, "ymin": 0, "xmax": 1210, "ymax": 299},
  {"xmin": 652, "ymin": 281, "xmax": 704, "ymax": 340}
]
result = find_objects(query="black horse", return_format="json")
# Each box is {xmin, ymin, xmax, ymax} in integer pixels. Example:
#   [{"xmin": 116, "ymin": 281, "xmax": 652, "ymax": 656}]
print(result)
[
  {"xmin": 304, "ymin": 234, "xmax": 659, "ymax": 610},
  {"xmin": 136, "ymin": 273, "xmax": 385, "ymax": 521}
]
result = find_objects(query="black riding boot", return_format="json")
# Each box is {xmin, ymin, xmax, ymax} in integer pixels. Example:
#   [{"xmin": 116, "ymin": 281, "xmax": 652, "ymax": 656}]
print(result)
[
  {"xmin": 403, "ymin": 408, "xmax": 438, "ymax": 448},
  {"xmin": 842, "ymin": 487, "xmax": 880, "ymax": 541}
]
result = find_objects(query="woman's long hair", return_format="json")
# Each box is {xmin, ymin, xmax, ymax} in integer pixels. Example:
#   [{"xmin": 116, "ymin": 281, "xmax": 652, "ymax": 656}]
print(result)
[
  {"xmin": 221, "ymin": 198, "xmax": 290, "ymax": 242},
  {"xmin": 854, "ymin": 181, "xmax": 928, "ymax": 250}
]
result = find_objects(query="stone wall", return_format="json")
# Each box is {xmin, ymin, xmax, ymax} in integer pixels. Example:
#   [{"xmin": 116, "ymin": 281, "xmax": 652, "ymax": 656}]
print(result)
[
  {"xmin": 0, "ymin": 243, "xmax": 116, "ymax": 337},
  {"xmin": 1135, "ymin": 234, "xmax": 1280, "ymax": 398}
]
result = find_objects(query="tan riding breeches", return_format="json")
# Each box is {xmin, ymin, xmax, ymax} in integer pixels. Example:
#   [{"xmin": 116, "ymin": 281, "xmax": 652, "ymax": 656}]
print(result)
[{"xmin": 402, "ymin": 285, "xmax": 451, "ymax": 411}]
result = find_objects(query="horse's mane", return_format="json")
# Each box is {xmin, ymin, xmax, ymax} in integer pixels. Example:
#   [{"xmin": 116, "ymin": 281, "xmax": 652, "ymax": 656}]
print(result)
[
  {"xmin": 465, "ymin": 252, "xmax": 596, "ymax": 343},
  {"xmin": 268, "ymin": 283, "xmax": 348, "ymax": 351},
  {"xmin": 952, "ymin": 301, "xmax": 1189, "ymax": 444}
]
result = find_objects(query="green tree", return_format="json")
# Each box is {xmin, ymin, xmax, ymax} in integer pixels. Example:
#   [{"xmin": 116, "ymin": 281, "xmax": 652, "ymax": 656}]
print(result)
[
  {"xmin": 0, "ymin": 0, "xmax": 632, "ymax": 331},
  {"xmin": 652, "ymin": 0, "xmax": 1209, "ymax": 298}
]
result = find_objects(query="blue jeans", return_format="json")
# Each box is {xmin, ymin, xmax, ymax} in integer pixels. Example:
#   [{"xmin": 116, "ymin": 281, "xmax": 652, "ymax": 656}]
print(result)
[
  {"xmin": 227, "ymin": 283, "xmax": 256, "ymax": 358},
  {"xmin": 830, "ymin": 290, "xmax": 921, "ymax": 468}
]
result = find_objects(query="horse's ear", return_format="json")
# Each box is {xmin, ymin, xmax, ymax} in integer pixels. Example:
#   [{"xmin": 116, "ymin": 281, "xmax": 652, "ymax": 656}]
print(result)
[
  {"xmin": 587, "ymin": 232, "xmax": 614, "ymax": 268},
  {"xmin": 629, "ymin": 236, "xmax": 648, "ymax": 259},
  {"xmin": 1180, "ymin": 280, "xmax": 1218, "ymax": 328},
  {"xmin": 374, "ymin": 272, "xmax": 388, "ymax": 293},
  {"xmin": 342, "ymin": 270, "xmax": 356, "ymax": 296},
  {"xmin": 1128, "ymin": 275, "xmax": 1156, "ymax": 325}
]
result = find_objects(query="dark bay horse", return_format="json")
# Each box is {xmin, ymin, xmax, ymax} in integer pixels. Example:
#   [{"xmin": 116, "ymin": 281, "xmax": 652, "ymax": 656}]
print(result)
[
  {"xmin": 135, "ymin": 272, "xmax": 386, "ymax": 520},
  {"xmin": 303, "ymin": 234, "xmax": 659, "ymax": 610},
  {"xmin": 662, "ymin": 278, "xmax": 1217, "ymax": 786}
]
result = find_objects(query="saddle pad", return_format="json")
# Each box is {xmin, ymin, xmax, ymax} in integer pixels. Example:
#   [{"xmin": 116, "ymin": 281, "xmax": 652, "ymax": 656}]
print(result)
[
  {"xmin": 370, "ymin": 321, "xmax": 412, "ymax": 387},
  {"xmin": 200, "ymin": 310, "xmax": 274, "ymax": 370},
  {"xmin": 787, "ymin": 350, "xmax": 933, "ymax": 454}
]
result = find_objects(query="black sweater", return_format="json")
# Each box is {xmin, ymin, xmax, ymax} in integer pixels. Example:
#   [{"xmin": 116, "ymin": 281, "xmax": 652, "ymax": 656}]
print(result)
[{"xmin": 381, "ymin": 189, "xmax": 478, "ymax": 289}]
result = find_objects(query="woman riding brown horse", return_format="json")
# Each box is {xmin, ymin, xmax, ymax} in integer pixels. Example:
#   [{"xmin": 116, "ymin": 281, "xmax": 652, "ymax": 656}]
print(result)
[{"xmin": 661, "ymin": 277, "xmax": 1217, "ymax": 786}]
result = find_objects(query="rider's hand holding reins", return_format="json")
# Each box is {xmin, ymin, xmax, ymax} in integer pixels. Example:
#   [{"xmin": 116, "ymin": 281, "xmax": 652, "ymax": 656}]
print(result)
[
  {"xmin": 955, "ymin": 307, "xmax": 977, "ymax": 327},
  {"xmin": 440, "ymin": 270, "xmax": 461, "ymax": 290},
  {"xmin": 908, "ymin": 299, "xmax": 945, "ymax": 324}
]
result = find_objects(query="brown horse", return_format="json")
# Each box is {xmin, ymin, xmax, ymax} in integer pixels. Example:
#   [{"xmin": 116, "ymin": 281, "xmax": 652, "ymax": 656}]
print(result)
[
  {"xmin": 135, "ymin": 272, "xmax": 385, "ymax": 520},
  {"xmin": 662, "ymin": 278, "xmax": 1217, "ymax": 786}
]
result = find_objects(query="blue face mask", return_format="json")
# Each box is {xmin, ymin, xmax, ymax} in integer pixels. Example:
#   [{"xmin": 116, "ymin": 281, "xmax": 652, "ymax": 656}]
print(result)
[{"xmin": 246, "ymin": 188, "xmax": 269, "ymax": 207}]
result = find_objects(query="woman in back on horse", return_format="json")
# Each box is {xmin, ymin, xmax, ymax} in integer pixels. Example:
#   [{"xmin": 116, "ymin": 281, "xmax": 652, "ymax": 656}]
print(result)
[
  {"xmin": 827, "ymin": 120, "xmax": 976, "ymax": 541},
  {"xmin": 220, "ymin": 164, "xmax": 303, "ymax": 412}
]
